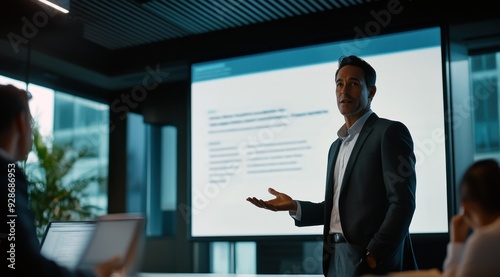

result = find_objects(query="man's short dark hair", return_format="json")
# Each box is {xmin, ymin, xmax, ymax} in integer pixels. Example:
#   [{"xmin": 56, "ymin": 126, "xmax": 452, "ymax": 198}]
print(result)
[
  {"xmin": 460, "ymin": 159, "xmax": 500, "ymax": 213},
  {"xmin": 335, "ymin": 55, "xmax": 377, "ymax": 88},
  {"xmin": 0, "ymin": 84, "xmax": 32, "ymax": 135}
]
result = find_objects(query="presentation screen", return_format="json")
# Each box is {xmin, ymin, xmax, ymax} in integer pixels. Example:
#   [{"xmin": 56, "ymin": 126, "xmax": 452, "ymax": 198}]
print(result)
[{"xmin": 190, "ymin": 27, "xmax": 448, "ymax": 239}]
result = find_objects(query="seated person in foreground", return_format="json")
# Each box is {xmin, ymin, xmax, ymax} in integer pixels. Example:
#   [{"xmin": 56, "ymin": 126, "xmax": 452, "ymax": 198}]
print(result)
[
  {"xmin": 0, "ymin": 84, "xmax": 124, "ymax": 277},
  {"xmin": 442, "ymin": 159, "xmax": 500, "ymax": 277}
]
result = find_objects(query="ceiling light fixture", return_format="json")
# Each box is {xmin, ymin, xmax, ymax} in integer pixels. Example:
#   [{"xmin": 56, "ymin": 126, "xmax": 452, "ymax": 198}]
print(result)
[{"xmin": 38, "ymin": 0, "xmax": 70, "ymax": 14}]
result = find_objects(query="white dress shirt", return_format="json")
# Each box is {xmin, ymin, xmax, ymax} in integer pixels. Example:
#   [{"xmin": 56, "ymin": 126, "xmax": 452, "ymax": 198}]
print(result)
[
  {"xmin": 329, "ymin": 109, "xmax": 372, "ymax": 234},
  {"xmin": 292, "ymin": 110, "xmax": 373, "ymax": 235}
]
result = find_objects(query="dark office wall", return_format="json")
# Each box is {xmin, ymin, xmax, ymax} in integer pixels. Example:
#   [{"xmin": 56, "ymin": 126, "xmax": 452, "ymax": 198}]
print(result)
[{"xmin": 411, "ymin": 234, "xmax": 449, "ymax": 271}]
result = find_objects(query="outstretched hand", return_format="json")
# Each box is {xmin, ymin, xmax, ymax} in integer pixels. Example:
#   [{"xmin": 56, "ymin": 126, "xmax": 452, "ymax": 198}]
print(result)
[{"xmin": 246, "ymin": 188, "xmax": 297, "ymax": 212}]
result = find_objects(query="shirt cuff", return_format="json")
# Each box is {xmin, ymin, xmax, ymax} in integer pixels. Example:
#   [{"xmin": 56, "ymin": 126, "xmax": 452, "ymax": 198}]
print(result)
[{"xmin": 289, "ymin": 200, "xmax": 301, "ymax": 220}]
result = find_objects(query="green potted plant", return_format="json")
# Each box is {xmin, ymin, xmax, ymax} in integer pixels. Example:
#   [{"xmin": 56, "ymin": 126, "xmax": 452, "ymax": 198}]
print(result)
[{"xmin": 23, "ymin": 126, "xmax": 104, "ymax": 237}]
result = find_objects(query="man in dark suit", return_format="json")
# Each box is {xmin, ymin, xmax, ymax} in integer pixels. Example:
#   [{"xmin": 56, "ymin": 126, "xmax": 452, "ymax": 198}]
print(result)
[
  {"xmin": 0, "ymin": 84, "xmax": 122, "ymax": 277},
  {"xmin": 247, "ymin": 55, "xmax": 416, "ymax": 277}
]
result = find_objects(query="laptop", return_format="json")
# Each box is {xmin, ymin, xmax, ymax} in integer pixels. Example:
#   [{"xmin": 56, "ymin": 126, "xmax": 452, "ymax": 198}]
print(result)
[
  {"xmin": 77, "ymin": 213, "xmax": 146, "ymax": 276},
  {"xmin": 40, "ymin": 214, "xmax": 146, "ymax": 275},
  {"xmin": 40, "ymin": 221, "xmax": 97, "ymax": 269}
]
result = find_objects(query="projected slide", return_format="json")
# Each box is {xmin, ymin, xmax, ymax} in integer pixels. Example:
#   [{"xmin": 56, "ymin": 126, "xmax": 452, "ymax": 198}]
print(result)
[{"xmin": 190, "ymin": 27, "xmax": 447, "ymax": 239}]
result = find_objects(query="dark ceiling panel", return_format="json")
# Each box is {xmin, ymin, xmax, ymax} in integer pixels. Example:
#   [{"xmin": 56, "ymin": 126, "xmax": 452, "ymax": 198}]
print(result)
[
  {"xmin": 64, "ymin": 0, "xmax": 371, "ymax": 50},
  {"xmin": 3, "ymin": 0, "xmax": 500, "ymax": 101},
  {"xmin": 72, "ymin": 0, "xmax": 188, "ymax": 49}
]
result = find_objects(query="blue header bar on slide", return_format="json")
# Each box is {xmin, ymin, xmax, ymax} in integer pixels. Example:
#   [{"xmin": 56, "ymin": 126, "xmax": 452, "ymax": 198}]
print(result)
[{"xmin": 192, "ymin": 27, "xmax": 440, "ymax": 83}]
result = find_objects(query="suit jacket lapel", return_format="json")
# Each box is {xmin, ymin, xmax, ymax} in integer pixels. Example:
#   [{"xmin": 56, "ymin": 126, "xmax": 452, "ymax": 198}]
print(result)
[{"xmin": 340, "ymin": 113, "xmax": 378, "ymax": 193}]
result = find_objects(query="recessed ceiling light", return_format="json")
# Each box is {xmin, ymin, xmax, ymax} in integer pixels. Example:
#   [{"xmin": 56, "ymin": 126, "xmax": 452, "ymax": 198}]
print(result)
[{"xmin": 38, "ymin": 0, "xmax": 70, "ymax": 14}]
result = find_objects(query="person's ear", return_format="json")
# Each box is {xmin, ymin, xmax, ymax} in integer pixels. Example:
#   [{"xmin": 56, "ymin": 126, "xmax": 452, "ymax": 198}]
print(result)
[
  {"xmin": 15, "ymin": 112, "xmax": 29, "ymax": 136},
  {"xmin": 15, "ymin": 112, "xmax": 31, "ymax": 153},
  {"xmin": 369, "ymin": 86, "xmax": 376, "ymax": 100}
]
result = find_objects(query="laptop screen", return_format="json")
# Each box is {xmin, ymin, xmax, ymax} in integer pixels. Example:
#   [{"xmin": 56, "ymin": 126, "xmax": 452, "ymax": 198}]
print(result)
[
  {"xmin": 39, "ymin": 221, "xmax": 96, "ymax": 269},
  {"xmin": 77, "ymin": 214, "xmax": 145, "ymax": 275}
]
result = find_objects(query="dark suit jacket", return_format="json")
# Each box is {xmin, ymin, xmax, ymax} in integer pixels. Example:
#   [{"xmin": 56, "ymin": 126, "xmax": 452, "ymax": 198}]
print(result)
[
  {"xmin": 295, "ymin": 113, "xmax": 416, "ymax": 276},
  {"xmin": 0, "ymin": 155, "xmax": 94, "ymax": 277}
]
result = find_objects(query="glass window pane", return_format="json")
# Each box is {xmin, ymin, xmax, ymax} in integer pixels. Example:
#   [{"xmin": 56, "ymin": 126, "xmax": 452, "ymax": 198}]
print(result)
[
  {"xmin": 126, "ymin": 113, "xmax": 147, "ymax": 214},
  {"xmin": 210, "ymin": 242, "xmax": 230, "ymax": 273},
  {"xmin": 126, "ymin": 115, "xmax": 177, "ymax": 237},
  {"xmin": 161, "ymin": 126, "xmax": 177, "ymax": 235},
  {"xmin": 470, "ymin": 54, "xmax": 500, "ymax": 154},
  {"xmin": 26, "ymin": 84, "xmax": 54, "ymax": 138},
  {"xmin": 235, "ymin": 242, "xmax": 256, "ymax": 274},
  {"xmin": 0, "ymin": 76, "xmax": 27, "ymax": 89},
  {"xmin": 53, "ymin": 93, "xmax": 74, "ymax": 130}
]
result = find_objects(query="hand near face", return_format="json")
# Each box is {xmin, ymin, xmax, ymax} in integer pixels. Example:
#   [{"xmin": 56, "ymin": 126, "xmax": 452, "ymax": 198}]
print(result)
[
  {"xmin": 246, "ymin": 188, "xmax": 297, "ymax": 212},
  {"xmin": 450, "ymin": 213, "xmax": 470, "ymax": 243}
]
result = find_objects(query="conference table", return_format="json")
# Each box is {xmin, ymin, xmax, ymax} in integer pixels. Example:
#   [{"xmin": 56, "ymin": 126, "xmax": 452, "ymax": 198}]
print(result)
[
  {"xmin": 138, "ymin": 272, "xmax": 323, "ymax": 277},
  {"xmin": 138, "ymin": 269, "xmax": 443, "ymax": 277}
]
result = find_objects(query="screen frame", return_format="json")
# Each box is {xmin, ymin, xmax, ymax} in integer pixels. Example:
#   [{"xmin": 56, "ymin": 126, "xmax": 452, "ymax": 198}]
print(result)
[{"xmin": 187, "ymin": 25, "xmax": 451, "ymax": 241}]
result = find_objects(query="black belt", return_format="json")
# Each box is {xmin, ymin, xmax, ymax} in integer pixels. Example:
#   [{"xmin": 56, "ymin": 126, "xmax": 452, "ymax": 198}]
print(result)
[{"xmin": 331, "ymin": 233, "xmax": 347, "ymax": 243}]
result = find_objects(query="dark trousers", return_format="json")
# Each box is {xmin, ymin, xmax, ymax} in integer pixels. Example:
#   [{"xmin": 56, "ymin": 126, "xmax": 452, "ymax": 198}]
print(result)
[
  {"xmin": 326, "ymin": 235, "xmax": 404, "ymax": 277},
  {"xmin": 327, "ymin": 241, "xmax": 368, "ymax": 277}
]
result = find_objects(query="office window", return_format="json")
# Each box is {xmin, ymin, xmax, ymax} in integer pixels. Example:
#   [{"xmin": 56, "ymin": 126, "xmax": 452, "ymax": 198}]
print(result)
[
  {"xmin": 210, "ymin": 241, "xmax": 256, "ymax": 273},
  {"xmin": 210, "ymin": 242, "xmax": 231, "ymax": 273},
  {"xmin": 126, "ymin": 113, "xmax": 177, "ymax": 237},
  {"xmin": 235, "ymin": 242, "xmax": 257, "ymax": 273},
  {"xmin": 53, "ymin": 94, "xmax": 75, "ymax": 130},
  {"xmin": 50, "ymin": 90, "xmax": 110, "ymax": 211},
  {"xmin": 470, "ymin": 53, "xmax": 500, "ymax": 157}
]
